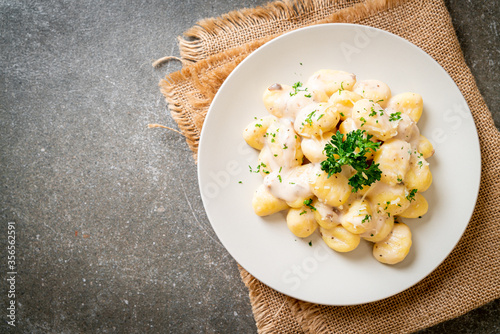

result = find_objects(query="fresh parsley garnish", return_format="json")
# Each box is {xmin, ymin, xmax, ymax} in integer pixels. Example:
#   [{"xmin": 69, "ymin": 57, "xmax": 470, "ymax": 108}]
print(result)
[
  {"xmin": 320, "ymin": 130, "xmax": 382, "ymax": 193},
  {"xmin": 362, "ymin": 214, "xmax": 371, "ymax": 224}
]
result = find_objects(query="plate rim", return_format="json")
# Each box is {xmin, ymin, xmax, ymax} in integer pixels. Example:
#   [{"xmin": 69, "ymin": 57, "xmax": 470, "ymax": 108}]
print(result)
[{"xmin": 197, "ymin": 23, "xmax": 482, "ymax": 305}]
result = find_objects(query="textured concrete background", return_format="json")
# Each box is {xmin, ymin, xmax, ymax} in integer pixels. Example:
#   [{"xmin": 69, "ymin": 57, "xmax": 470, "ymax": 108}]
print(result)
[{"xmin": 0, "ymin": 0, "xmax": 498, "ymax": 333}]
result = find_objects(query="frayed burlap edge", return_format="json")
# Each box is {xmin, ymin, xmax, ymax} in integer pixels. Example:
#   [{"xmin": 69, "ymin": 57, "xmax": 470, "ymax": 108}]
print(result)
[
  {"xmin": 159, "ymin": 40, "xmax": 264, "ymax": 159},
  {"xmin": 179, "ymin": 0, "xmax": 404, "ymax": 63},
  {"xmin": 158, "ymin": 0, "xmax": 500, "ymax": 333},
  {"xmin": 239, "ymin": 265, "xmax": 293, "ymax": 332},
  {"xmin": 160, "ymin": 0, "xmax": 405, "ymax": 159}
]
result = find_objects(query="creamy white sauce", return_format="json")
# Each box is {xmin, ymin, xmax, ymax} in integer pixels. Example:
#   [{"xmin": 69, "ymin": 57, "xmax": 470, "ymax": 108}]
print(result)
[
  {"xmin": 393, "ymin": 112, "xmax": 420, "ymax": 148},
  {"xmin": 340, "ymin": 117, "xmax": 359, "ymax": 133},
  {"xmin": 262, "ymin": 118, "xmax": 314, "ymax": 203},
  {"xmin": 301, "ymin": 136, "xmax": 327, "ymax": 163},
  {"xmin": 360, "ymin": 211, "xmax": 388, "ymax": 238},
  {"xmin": 264, "ymin": 168, "xmax": 312, "ymax": 203},
  {"xmin": 284, "ymin": 91, "xmax": 314, "ymax": 119},
  {"xmin": 307, "ymin": 71, "xmax": 356, "ymax": 94},
  {"xmin": 316, "ymin": 201, "xmax": 341, "ymax": 224},
  {"xmin": 278, "ymin": 118, "xmax": 298, "ymax": 167},
  {"xmin": 293, "ymin": 102, "xmax": 322, "ymax": 136},
  {"xmin": 352, "ymin": 99, "xmax": 398, "ymax": 141},
  {"xmin": 265, "ymin": 85, "xmax": 293, "ymax": 118}
]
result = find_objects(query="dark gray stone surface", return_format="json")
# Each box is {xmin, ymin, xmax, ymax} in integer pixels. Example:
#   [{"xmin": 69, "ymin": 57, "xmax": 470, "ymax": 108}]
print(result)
[{"xmin": 0, "ymin": 0, "xmax": 498, "ymax": 333}]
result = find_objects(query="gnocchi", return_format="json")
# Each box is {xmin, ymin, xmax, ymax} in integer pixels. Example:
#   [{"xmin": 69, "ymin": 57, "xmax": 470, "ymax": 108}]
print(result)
[{"xmin": 244, "ymin": 70, "xmax": 433, "ymax": 265}]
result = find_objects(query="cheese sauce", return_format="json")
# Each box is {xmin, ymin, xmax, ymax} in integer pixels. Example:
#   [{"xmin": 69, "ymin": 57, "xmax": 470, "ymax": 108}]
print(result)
[{"xmin": 245, "ymin": 70, "xmax": 431, "ymax": 263}]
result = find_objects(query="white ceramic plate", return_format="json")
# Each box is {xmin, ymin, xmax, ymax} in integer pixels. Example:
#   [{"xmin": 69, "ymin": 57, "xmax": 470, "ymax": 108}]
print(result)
[{"xmin": 197, "ymin": 24, "xmax": 480, "ymax": 305}]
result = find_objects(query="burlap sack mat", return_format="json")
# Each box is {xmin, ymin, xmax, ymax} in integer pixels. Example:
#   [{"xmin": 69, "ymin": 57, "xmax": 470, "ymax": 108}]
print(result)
[{"xmin": 159, "ymin": 0, "xmax": 500, "ymax": 332}]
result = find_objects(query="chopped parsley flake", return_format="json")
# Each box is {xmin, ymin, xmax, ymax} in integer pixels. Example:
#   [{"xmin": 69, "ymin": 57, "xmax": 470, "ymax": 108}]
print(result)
[
  {"xmin": 305, "ymin": 110, "xmax": 317, "ymax": 125},
  {"xmin": 362, "ymin": 214, "xmax": 372, "ymax": 224},
  {"xmin": 369, "ymin": 107, "xmax": 377, "ymax": 117},
  {"xmin": 290, "ymin": 81, "xmax": 307, "ymax": 96},
  {"xmin": 303, "ymin": 199, "xmax": 317, "ymax": 211},
  {"xmin": 359, "ymin": 117, "xmax": 367, "ymax": 127},
  {"xmin": 249, "ymin": 162, "xmax": 269, "ymax": 174},
  {"xmin": 389, "ymin": 112, "xmax": 402, "ymax": 121},
  {"xmin": 406, "ymin": 188, "xmax": 418, "ymax": 202}
]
